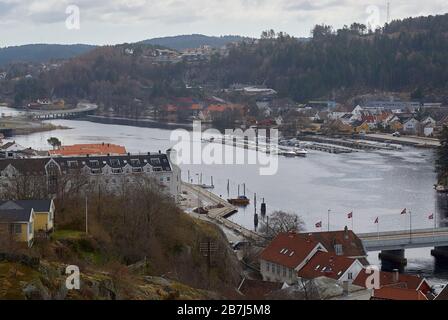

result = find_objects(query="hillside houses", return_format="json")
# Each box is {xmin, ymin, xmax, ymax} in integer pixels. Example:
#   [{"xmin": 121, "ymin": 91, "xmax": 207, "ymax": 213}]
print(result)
[
  {"xmin": 318, "ymin": 104, "xmax": 448, "ymax": 137},
  {"xmin": 259, "ymin": 228, "xmax": 368, "ymax": 286},
  {"xmin": 159, "ymin": 97, "xmax": 247, "ymax": 123},
  {"xmin": 258, "ymin": 229, "xmax": 438, "ymax": 300}
]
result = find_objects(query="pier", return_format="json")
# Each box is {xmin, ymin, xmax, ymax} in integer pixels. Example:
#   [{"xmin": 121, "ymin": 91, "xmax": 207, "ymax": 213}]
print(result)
[{"xmin": 182, "ymin": 182, "xmax": 266, "ymax": 243}]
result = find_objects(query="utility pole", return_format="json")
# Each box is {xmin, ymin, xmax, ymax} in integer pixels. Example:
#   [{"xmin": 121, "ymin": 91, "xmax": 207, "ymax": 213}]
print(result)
[
  {"xmin": 85, "ymin": 195, "xmax": 88, "ymax": 235},
  {"xmin": 386, "ymin": 1, "xmax": 391, "ymax": 24}
]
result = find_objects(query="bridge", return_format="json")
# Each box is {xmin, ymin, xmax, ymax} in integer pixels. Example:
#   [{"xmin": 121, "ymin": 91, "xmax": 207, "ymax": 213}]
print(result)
[
  {"xmin": 30, "ymin": 103, "xmax": 98, "ymax": 120},
  {"xmin": 359, "ymin": 227, "xmax": 448, "ymax": 251},
  {"xmin": 358, "ymin": 227, "xmax": 448, "ymax": 268}
]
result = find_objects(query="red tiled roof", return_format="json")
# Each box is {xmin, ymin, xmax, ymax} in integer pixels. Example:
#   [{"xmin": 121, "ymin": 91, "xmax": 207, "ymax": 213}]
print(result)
[
  {"xmin": 297, "ymin": 251, "xmax": 357, "ymax": 280},
  {"xmin": 49, "ymin": 143, "xmax": 127, "ymax": 156},
  {"xmin": 296, "ymin": 229, "xmax": 366, "ymax": 257},
  {"xmin": 353, "ymin": 270, "xmax": 430, "ymax": 293},
  {"xmin": 259, "ymin": 232, "xmax": 323, "ymax": 269},
  {"xmin": 372, "ymin": 287, "xmax": 428, "ymax": 300}
]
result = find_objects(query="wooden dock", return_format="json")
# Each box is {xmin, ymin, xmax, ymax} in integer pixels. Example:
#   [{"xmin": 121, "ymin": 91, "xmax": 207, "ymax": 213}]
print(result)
[{"xmin": 182, "ymin": 182, "xmax": 266, "ymax": 243}]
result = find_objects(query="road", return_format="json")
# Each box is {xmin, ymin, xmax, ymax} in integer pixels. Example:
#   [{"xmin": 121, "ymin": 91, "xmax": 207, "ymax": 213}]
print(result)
[
  {"xmin": 366, "ymin": 133, "xmax": 440, "ymax": 147},
  {"xmin": 359, "ymin": 227, "xmax": 448, "ymax": 251}
]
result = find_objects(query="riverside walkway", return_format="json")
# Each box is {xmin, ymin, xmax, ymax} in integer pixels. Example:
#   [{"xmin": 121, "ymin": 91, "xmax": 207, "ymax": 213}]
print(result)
[{"xmin": 182, "ymin": 182, "xmax": 266, "ymax": 243}]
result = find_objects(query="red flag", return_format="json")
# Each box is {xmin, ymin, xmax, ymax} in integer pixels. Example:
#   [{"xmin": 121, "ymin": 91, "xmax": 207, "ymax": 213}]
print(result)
[
  {"xmin": 401, "ymin": 208, "xmax": 407, "ymax": 215},
  {"xmin": 347, "ymin": 212, "xmax": 353, "ymax": 219},
  {"xmin": 315, "ymin": 221, "xmax": 322, "ymax": 228},
  {"xmin": 374, "ymin": 217, "xmax": 379, "ymax": 224},
  {"xmin": 429, "ymin": 213, "xmax": 434, "ymax": 220}
]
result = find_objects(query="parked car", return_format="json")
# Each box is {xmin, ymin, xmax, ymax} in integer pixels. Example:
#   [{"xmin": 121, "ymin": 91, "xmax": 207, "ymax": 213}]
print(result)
[{"xmin": 392, "ymin": 132, "xmax": 401, "ymax": 137}]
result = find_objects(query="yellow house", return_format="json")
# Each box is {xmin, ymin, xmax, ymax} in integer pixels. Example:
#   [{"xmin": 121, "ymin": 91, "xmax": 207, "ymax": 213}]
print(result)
[
  {"xmin": 0, "ymin": 202, "xmax": 35, "ymax": 247},
  {"xmin": 0, "ymin": 200, "xmax": 55, "ymax": 247},
  {"xmin": 389, "ymin": 121, "xmax": 403, "ymax": 132},
  {"xmin": 355, "ymin": 122, "xmax": 370, "ymax": 134}
]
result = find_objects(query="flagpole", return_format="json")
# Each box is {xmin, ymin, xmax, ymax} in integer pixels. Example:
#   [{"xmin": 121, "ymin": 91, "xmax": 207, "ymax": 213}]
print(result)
[
  {"xmin": 328, "ymin": 209, "xmax": 331, "ymax": 232},
  {"xmin": 377, "ymin": 219, "xmax": 380, "ymax": 240},
  {"xmin": 409, "ymin": 209, "xmax": 412, "ymax": 242},
  {"xmin": 352, "ymin": 211, "xmax": 354, "ymax": 231}
]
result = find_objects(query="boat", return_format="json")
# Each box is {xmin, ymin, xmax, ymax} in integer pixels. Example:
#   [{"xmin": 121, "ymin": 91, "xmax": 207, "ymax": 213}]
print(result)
[
  {"xmin": 228, "ymin": 196, "xmax": 250, "ymax": 206},
  {"xmin": 281, "ymin": 150, "xmax": 297, "ymax": 157},
  {"xmin": 294, "ymin": 148, "xmax": 308, "ymax": 157},
  {"xmin": 435, "ymin": 184, "xmax": 448, "ymax": 193}
]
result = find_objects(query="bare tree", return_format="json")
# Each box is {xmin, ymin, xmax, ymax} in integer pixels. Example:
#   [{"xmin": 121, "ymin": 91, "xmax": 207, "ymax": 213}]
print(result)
[{"xmin": 260, "ymin": 210, "xmax": 305, "ymax": 239}]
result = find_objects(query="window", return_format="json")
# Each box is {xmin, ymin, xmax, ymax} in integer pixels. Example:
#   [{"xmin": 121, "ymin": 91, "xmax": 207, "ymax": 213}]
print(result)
[
  {"xmin": 166, "ymin": 177, "xmax": 170, "ymax": 182},
  {"xmin": 276, "ymin": 264, "xmax": 280, "ymax": 275},
  {"xmin": 335, "ymin": 244, "xmax": 343, "ymax": 256},
  {"xmin": 110, "ymin": 159, "xmax": 120, "ymax": 167},
  {"xmin": 283, "ymin": 266, "xmax": 286, "ymax": 277},
  {"xmin": 28, "ymin": 222, "xmax": 33, "ymax": 235},
  {"xmin": 89, "ymin": 160, "xmax": 100, "ymax": 167},
  {"xmin": 150, "ymin": 158, "xmax": 161, "ymax": 165},
  {"xmin": 67, "ymin": 161, "xmax": 78, "ymax": 168},
  {"xmin": 348, "ymin": 272, "xmax": 353, "ymax": 280},
  {"xmin": 91, "ymin": 168, "xmax": 101, "ymax": 174},
  {"xmin": 10, "ymin": 224, "xmax": 21, "ymax": 234},
  {"xmin": 130, "ymin": 159, "xmax": 140, "ymax": 166},
  {"xmin": 289, "ymin": 269, "xmax": 293, "ymax": 278},
  {"xmin": 112, "ymin": 168, "xmax": 123, "ymax": 174},
  {"xmin": 266, "ymin": 262, "xmax": 270, "ymax": 272}
]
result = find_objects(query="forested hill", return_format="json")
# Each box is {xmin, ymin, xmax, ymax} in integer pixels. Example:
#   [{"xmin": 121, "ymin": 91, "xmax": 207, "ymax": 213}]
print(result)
[
  {"xmin": 8, "ymin": 14, "xmax": 448, "ymax": 111},
  {"xmin": 0, "ymin": 44, "xmax": 96, "ymax": 66},
  {"xmin": 204, "ymin": 13, "xmax": 448, "ymax": 101},
  {"xmin": 141, "ymin": 34, "xmax": 248, "ymax": 50}
]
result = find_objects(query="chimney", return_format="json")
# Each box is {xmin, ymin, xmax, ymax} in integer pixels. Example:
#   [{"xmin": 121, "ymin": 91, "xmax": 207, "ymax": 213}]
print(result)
[
  {"xmin": 342, "ymin": 281, "xmax": 349, "ymax": 297},
  {"xmin": 344, "ymin": 226, "xmax": 349, "ymax": 240},
  {"xmin": 393, "ymin": 269, "xmax": 399, "ymax": 283}
]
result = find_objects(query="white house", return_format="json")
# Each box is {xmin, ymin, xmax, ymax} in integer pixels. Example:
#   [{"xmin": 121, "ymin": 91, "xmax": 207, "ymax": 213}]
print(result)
[
  {"xmin": 297, "ymin": 251, "xmax": 364, "ymax": 284},
  {"xmin": 259, "ymin": 232, "xmax": 327, "ymax": 285},
  {"xmin": 403, "ymin": 118, "xmax": 420, "ymax": 135},
  {"xmin": 1, "ymin": 141, "xmax": 25, "ymax": 152}
]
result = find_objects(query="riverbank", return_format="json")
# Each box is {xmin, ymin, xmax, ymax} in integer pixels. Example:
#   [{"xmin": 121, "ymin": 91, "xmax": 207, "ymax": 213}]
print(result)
[
  {"xmin": 84, "ymin": 115, "xmax": 193, "ymax": 130},
  {"xmin": 0, "ymin": 118, "xmax": 69, "ymax": 137}
]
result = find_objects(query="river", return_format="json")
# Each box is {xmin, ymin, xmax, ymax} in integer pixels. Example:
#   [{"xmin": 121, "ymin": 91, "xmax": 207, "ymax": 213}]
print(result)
[{"xmin": 4, "ymin": 116, "xmax": 448, "ymax": 284}]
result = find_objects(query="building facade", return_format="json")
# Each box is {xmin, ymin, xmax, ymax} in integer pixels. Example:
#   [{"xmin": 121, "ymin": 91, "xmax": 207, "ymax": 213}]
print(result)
[{"xmin": 0, "ymin": 151, "xmax": 181, "ymax": 199}]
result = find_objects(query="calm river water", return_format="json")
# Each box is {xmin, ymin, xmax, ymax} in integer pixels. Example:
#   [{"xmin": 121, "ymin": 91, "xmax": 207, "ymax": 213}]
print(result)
[{"xmin": 5, "ymin": 116, "xmax": 448, "ymax": 284}]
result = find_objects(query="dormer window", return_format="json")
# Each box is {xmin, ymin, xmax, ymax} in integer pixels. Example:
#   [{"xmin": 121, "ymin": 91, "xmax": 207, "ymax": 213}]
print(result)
[
  {"xmin": 89, "ymin": 160, "xmax": 100, "ymax": 167},
  {"xmin": 130, "ymin": 159, "xmax": 140, "ymax": 166},
  {"xmin": 67, "ymin": 161, "xmax": 78, "ymax": 168},
  {"xmin": 110, "ymin": 159, "xmax": 120, "ymax": 167}
]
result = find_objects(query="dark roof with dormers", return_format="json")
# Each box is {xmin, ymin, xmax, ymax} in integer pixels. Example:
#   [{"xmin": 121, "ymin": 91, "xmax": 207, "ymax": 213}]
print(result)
[{"xmin": 0, "ymin": 153, "xmax": 172, "ymax": 174}]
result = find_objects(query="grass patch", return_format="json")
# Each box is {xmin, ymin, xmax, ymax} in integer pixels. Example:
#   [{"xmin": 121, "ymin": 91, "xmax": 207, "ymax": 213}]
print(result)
[{"xmin": 51, "ymin": 230, "xmax": 85, "ymax": 241}]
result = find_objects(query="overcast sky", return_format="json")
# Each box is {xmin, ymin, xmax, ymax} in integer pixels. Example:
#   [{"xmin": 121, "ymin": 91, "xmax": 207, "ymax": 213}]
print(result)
[{"xmin": 0, "ymin": 0, "xmax": 446, "ymax": 47}]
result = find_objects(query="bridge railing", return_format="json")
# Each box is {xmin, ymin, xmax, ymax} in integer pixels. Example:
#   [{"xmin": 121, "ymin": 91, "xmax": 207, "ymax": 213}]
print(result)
[{"xmin": 358, "ymin": 227, "xmax": 448, "ymax": 239}]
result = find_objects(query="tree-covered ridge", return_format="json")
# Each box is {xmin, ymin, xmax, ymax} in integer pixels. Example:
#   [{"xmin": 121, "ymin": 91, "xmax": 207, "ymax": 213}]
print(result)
[
  {"xmin": 206, "ymin": 14, "xmax": 448, "ymax": 101},
  {"xmin": 5, "ymin": 13, "xmax": 448, "ymax": 114},
  {"xmin": 0, "ymin": 44, "xmax": 96, "ymax": 66}
]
